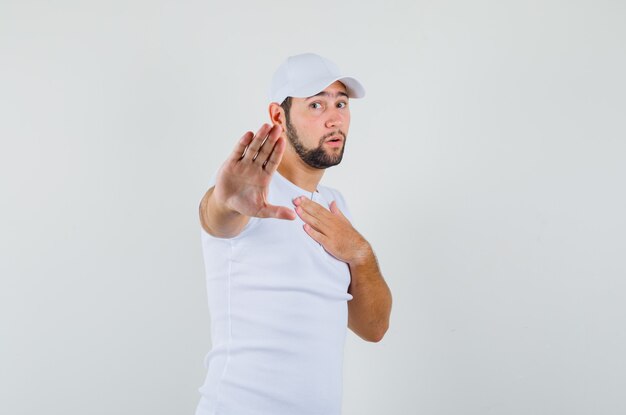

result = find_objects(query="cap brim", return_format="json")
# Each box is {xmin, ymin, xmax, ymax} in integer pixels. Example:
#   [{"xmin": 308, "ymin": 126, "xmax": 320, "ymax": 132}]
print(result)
[{"xmin": 290, "ymin": 75, "xmax": 366, "ymax": 100}]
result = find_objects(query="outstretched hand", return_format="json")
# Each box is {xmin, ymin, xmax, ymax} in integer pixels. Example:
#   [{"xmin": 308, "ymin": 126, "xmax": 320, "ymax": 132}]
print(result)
[{"xmin": 212, "ymin": 123, "xmax": 296, "ymax": 220}]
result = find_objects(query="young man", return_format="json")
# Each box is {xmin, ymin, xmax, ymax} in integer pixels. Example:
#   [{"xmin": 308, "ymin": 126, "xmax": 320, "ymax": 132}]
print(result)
[{"xmin": 196, "ymin": 53, "xmax": 392, "ymax": 415}]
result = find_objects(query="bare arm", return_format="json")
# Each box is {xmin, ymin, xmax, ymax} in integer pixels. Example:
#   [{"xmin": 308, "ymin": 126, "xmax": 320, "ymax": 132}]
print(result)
[
  {"xmin": 346, "ymin": 246, "xmax": 392, "ymax": 342},
  {"xmin": 199, "ymin": 123, "xmax": 296, "ymax": 239},
  {"xmin": 292, "ymin": 196, "xmax": 392, "ymax": 342}
]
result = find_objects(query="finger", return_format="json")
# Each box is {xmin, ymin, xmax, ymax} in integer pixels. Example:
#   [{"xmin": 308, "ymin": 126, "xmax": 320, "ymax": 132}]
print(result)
[
  {"xmin": 262, "ymin": 135, "xmax": 285, "ymax": 174},
  {"xmin": 329, "ymin": 200, "xmax": 347, "ymax": 219},
  {"xmin": 257, "ymin": 203, "xmax": 297, "ymax": 220},
  {"xmin": 230, "ymin": 131, "xmax": 255, "ymax": 162},
  {"xmin": 303, "ymin": 223, "xmax": 327, "ymax": 245},
  {"xmin": 295, "ymin": 205, "xmax": 326, "ymax": 235},
  {"xmin": 294, "ymin": 197, "xmax": 326, "ymax": 219},
  {"xmin": 243, "ymin": 124, "xmax": 272, "ymax": 163},
  {"xmin": 254, "ymin": 124, "xmax": 282, "ymax": 164}
]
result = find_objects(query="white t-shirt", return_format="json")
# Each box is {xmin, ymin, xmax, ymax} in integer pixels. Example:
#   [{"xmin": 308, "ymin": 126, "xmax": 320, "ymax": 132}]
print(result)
[{"xmin": 196, "ymin": 168, "xmax": 354, "ymax": 415}]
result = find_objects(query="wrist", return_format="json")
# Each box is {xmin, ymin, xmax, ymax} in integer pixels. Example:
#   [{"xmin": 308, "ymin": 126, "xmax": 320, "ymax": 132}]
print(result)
[
  {"xmin": 210, "ymin": 188, "xmax": 242, "ymax": 218},
  {"xmin": 348, "ymin": 241, "xmax": 373, "ymax": 268}
]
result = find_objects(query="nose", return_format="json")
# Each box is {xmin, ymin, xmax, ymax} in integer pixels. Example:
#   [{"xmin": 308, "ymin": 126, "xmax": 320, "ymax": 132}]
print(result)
[{"xmin": 325, "ymin": 106, "xmax": 345, "ymax": 129}]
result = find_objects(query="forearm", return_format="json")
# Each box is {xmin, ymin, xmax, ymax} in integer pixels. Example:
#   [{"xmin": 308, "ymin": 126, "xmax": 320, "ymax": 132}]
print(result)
[{"xmin": 347, "ymin": 244, "xmax": 392, "ymax": 342}]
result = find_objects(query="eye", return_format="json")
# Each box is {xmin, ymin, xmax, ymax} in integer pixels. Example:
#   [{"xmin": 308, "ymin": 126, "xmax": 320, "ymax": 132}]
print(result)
[
  {"xmin": 337, "ymin": 101, "xmax": 348, "ymax": 108},
  {"xmin": 310, "ymin": 102, "xmax": 322, "ymax": 109}
]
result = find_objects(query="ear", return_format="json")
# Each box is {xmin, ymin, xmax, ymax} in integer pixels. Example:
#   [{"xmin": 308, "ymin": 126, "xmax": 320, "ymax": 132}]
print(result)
[{"xmin": 269, "ymin": 102, "xmax": 286, "ymax": 132}]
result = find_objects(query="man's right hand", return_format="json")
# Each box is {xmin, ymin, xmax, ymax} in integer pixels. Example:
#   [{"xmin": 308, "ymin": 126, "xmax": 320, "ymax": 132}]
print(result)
[{"xmin": 199, "ymin": 123, "xmax": 296, "ymax": 238}]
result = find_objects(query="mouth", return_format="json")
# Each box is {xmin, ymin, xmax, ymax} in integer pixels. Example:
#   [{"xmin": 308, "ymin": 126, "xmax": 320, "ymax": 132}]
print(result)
[
  {"xmin": 325, "ymin": 135, "xmax": 343, "ymax": 143},
  {"xmin": 325, "ymin": 136, "xmax": 343, "ymax": 148}
]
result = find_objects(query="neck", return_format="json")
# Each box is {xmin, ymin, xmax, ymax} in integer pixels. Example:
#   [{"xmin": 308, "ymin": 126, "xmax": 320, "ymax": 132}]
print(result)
[{"xmin": 276, "ymin": 152, "xmax": 324, "ymax": 193}]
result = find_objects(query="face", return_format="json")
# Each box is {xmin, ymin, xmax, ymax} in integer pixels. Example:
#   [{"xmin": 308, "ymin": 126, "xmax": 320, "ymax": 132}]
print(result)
[{"xmin": 283, "ymin": 81, "xmax": 351, "ymax": 169}]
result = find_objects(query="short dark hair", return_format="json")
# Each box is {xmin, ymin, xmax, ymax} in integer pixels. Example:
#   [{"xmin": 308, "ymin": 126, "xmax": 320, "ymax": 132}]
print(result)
[{"xmin": 280, "ymin": 96, "xmax": 292, "ymax": 124}]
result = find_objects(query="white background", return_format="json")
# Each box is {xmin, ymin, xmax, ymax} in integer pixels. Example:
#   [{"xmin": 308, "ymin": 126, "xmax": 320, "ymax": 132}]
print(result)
[{"xmin": 1, "ymin": 1, "xmax": 625, "ymax": 414}]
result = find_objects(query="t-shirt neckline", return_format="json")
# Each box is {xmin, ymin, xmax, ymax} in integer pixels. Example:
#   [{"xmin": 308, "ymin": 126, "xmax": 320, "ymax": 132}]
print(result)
[{"xmin": 274, "ymin": 169, "xmax": 320, "ymax": 197}]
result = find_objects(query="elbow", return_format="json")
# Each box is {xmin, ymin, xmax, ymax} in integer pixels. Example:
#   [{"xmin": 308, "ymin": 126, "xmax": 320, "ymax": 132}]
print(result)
[
  {"xmin": 370, "ymin": 302, "xmax": 392, "ymax": 342},
  {"xmin": 367, "ymin": 322, "xmax": 389, "ymax": 343}
]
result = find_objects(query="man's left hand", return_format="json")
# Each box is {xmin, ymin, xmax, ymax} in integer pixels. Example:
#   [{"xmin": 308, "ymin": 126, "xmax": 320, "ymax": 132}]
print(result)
[{"xmin": 292, "ymin": 196, "xmax": 371, "ymax": 266}]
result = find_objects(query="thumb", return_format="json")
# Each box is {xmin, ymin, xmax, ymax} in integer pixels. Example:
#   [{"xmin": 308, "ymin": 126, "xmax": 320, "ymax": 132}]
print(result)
[{"xmin": 257, "ymin": 204, "xmax": 297, "ymax": 220}]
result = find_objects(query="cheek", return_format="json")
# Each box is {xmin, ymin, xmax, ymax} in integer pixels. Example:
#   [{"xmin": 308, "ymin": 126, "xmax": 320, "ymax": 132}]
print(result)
[
  {"xmin": 294, "ymin": 112, "xmax": 319, "ymax": 127},
  {"xmin": 343, "ymin": 115, "xmax": 351, "ymax": 131},
  {"xmin": 342, "ymin": 110, "xmax": 351, "ymax": 122}
]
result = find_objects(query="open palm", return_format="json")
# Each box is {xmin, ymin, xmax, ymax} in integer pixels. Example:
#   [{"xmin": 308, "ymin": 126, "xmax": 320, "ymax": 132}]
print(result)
[{"xmin": 212, "ymin": 123, "xmax": 296, "ymax": 221}]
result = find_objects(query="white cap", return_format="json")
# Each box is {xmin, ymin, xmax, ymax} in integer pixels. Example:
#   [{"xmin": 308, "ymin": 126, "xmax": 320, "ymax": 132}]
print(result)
[{"xmin": 268, "ymin": 53, "xmax": 366, "ymax": 104}]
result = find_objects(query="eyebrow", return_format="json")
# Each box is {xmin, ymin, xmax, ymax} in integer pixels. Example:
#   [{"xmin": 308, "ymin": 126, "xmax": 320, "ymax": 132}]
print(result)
[{"xmin": 305, "ymin": 91, "xmax": 349, "ymax": 100}]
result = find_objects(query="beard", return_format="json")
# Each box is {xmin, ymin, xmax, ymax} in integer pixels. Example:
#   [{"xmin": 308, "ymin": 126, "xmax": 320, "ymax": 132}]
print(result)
[{"xmin": 284, "ymin": 118, "xmax": 346, "ymax": 169}]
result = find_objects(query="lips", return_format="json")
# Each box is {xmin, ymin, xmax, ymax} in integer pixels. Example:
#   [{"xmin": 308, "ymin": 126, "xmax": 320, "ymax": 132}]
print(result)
[{"xmin": 325, "ymin": 136, "xmax": 343, "ymax": 148}]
